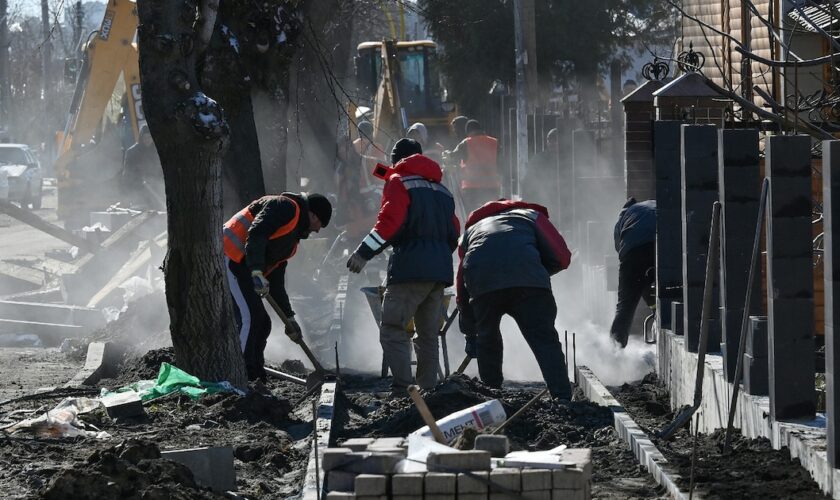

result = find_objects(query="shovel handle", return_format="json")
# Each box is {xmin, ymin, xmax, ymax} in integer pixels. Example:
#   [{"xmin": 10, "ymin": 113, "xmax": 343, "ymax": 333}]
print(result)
[
  {"xmin": 407, "ymin": 385, "xmax": 447, "ymax": 444},
  {"xmin": 265, "ymin": 295, "xmax": 327, "ymax": 374},
  {"xmin": 455, "ymin": 355, "xmax": 472, "ymax": 375},
  {"xmin": 264, "ymin": 367, "xmax": 307, "ymax": 386}
]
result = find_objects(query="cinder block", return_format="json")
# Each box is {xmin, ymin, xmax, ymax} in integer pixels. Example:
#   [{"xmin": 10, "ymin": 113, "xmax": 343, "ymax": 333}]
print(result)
[
  {"xmin": 392, "ymin": 473, "xmax": 424, "ymax": 495},
  {"xmin": 161, "ymin": 446, "xmax": 235, "ymax": 492},
  {"xmin": 424, "ymin": 472, "xmax": 456, "ymax": 494},
  {"xmin": 489, "ymin": 467, "xmax": 521, "ymax": 493},
  {"xmin": 474, "ymin": 434, "xmax": 510, "ymax": 458},
  {"xmin": 552, "ymin": 468, "xmax": 587, "ymax": 489},
  {"xmin": 458, "ymin": 471, "xmax": 490, "ymax": 493},
  {"xmin": 354, "ymin": 474, "xmax": 387, "ymax": 496},
  {"xmin": 327, "ymin": 470, "xmax": 358, "ymax": 492},
  {"xmin": 323, "ymin": 448, "xmax": 353, "ymax": 471},
  {"xmin": 340, "ymin": 438, "xmax": 375, "ymax": 451},
  {"xmin": 521, "ymin": 469, "xmax": 553, "ymax": 491},
  {"xmin": 427, "ymin": 450, "xmax": 491, "ymax": 472},
  {"xmin": 334, "ymin": 452, "xmax": 402, "ymax": 474},
  {"xmin": 102, "ymin": 391, "xmax": 145, "ymax": 419}
]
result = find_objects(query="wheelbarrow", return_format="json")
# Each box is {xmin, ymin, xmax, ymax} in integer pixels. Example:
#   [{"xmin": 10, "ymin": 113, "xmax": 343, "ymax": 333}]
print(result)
[{"xmin": 361, "ymin": 286, "xmax": 456, "ymax": 379}]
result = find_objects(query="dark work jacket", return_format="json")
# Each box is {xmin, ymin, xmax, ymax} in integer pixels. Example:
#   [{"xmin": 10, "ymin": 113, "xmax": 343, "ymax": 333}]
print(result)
[
  {"xmin": 355, "ymin": 154, "xmax": 460, "ymax": 285},
  {"xmin": 614, "ymin": 199, "xmax": 656, "ymax": 261}
]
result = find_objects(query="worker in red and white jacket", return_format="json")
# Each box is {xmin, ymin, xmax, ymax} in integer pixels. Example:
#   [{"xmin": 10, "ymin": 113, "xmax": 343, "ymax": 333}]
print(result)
[
  {"xmin": 347, "ymin": 138, "xmax": 460, "ymax": 394},
  {"xmin": 457, "ymin": 199, "xmax": 573, "ymax": 400}
]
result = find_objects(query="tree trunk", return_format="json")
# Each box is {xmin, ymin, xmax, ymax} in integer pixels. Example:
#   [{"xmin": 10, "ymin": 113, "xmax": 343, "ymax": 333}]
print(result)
[
  {"xmin": 0, "ymin": 0, "xmax": 9, "ymax": 123},
  {"xmin": 253, "ymin": 89, "xmax": 288, "ymax": 193},
  {"xmin": 41, "ymin": 0, "xmax": 53, "ymax": 156},
  {"xmin": 136, "ymin": 0, "xmax": 247, "ymax": 388}
]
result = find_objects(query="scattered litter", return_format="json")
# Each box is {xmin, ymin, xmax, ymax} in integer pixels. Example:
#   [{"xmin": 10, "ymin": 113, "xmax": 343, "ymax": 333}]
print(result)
[
  {"xmin": 3, "ymin": 397, "xmax": 109, "ymax": 439},
  {"xmin": 104, "ymin": 362, "xmax": 244, "ymax": 402},
  {"xmin": 411, "ymin": 399, "xmax": 506, "ymax": 444}
]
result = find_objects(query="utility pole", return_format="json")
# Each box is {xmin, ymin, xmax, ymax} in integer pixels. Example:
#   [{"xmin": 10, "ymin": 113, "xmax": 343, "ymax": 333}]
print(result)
[
  {"xmin": 74, "ymin": 1, "xmax": 83, "ymax": 48},
  {"xmin": 0, "ymin": 0, "xmax": 9, "ymax": 125},
  {"xmin": 512, "ymin": 0, "xmax": 530, "ymax": 199},
  {"xmin": 41, "ymin": 0, "xmax": 52, "ymax": 155}
]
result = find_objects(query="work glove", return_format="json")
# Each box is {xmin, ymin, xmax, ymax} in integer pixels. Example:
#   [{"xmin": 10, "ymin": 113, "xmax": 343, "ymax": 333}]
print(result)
[
  {"xmin": 285, "ymin": 316, "xmax": 303, "ymax": 343},
  {"xmin": 346, "ymin": 252, "xmax": 367, "ymax": 273},
  {"xmin": 251, "ymin": 270, "xmax": 269, "ymax": 297},
  {"xmin": 464, "ymin": 335, "xmax": 477, "ymax": 358}
]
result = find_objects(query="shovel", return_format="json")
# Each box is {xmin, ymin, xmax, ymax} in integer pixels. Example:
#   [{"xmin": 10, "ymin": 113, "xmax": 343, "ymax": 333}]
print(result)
[{"xmin": 264, "ymin": 295, "xmax": 330, "ymax": 387}]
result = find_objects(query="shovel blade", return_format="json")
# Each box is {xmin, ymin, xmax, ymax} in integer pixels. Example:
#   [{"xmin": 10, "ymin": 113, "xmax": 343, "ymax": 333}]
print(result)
[{"xmin": 657, "ymin": 404, "xmax": 696, "ymax": 440}]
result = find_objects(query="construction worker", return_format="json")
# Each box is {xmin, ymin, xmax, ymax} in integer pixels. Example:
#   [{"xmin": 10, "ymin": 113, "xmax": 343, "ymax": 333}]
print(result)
[
  {"xmin": 223, "ymin": 192, "xmax": 333, "ymax": 381},
  {"xmin": 407, "ymin": 122, "xmax": 445, "ymax": 163},
  {"xmin": 447, "ymin": 120, "xmax": 502, "ymax": 213},
  {"xmin": 449, "ymin": 115, "xmax": 469, "ymax": 148},
  {"xmin": 346, "ymin": 138, "xmax": 460, "ymax": 394},
  {"xmin": 457, "ymin": 199, "xmax": 572, "ymax": 400},
  {"xmin": 610, "ymin": 198, "xmax": 657, "ymax": 348}
]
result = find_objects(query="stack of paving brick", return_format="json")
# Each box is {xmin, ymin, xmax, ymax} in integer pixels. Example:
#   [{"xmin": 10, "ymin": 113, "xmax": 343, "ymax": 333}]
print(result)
[{"xmin": 323, "ymin": 438, "xmax": 592, "ymax": 500}]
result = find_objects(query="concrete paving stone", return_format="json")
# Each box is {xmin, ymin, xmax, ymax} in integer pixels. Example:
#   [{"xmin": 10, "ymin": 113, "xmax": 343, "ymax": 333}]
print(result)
[
  {"xmin": 489, "ymin": 494, "xmax": 520, "ymax": 500},
  {"xmin": 160, "ymin": 446, "xmax": 235, "ymax": 492},
  {"xmin": 102, "ymin": 391, "xmax": 144, "ymax": 419},
  {"xmin": 334, "ymin": 452, "xmax": 402, "ymax": 474},
  {"xmin": 747, "ymin": 315, "xmax": 768, "ymax": 357},
  {"xmin": 489, "ymin": 467, "xmax": 521, "ymax": 493},
  {"xmin": 369, "ymin": 437, "xmax": 404, "ymax": 448},
  {"xmin": 322, "ymin": 448, "xmax": 353, "ymax": 471},
  {"xmin": 551, "ymin": 468, "xmax": 586, "ymax": 489},
  {"xmin": 551, "ymin": 487, "xmax": 589, "ymax": 500},
  {"xmin": 427, "ymin": 450, "xmax": 491, "ymax": 472},
  {"xmin": 671, "ymin": 302, "xmax": 684, "ymax": 334},
  {"xmin": 354, "ymin": 474, "xmax": 387, "ymax": 496},
  {"xmin": 325, "ymin": 492, "xmax": 356, "ymax": 499},
  {"xmin": 355, "ymin": 496, "xmax": 386, "ymax": 500},
  {"xmin": 327, "ymin": 470, "xmax": 358, "ymax": 492},
  {"xmin": 392, "ymin": 473, "xmax": 424, "ymax": 495},
  {"xmin": 364, "ymin": 446, "xmax": 406, "ymax": 457},
  {"xmin": 458, "ymin": 494, "xmax": 490, "ymax": 500},
  {"xmin": 340, "ymin": 438, "xmax": 375, "ymax": 452},
  {"xmin": 743, "ymin": 352, "xmax": 769, "ymax": 396},
  {"xmin": 391, "ymin": 496, "xmax": 422, "ymax": 500},
  {"xmin": 474, "ymin": 434, "xmax": 510, "ymax": 457},
  {"xmin": 424, "ymin": 472, "xmax": 457, "ymax": 494},
  {"xmin": 426, "ymin": 496, "xmax": 458, "ymax": 500},
  {"xmin": 458, "ymin": 471, "xmax": 490, "ymax": 493},
  {"xmin": 521, "ymin": 468, "xmax": 552, "ymax": 491},
  {"xmin": 522, "ymin": 491, "xmax": 552, "ymax": 500}
]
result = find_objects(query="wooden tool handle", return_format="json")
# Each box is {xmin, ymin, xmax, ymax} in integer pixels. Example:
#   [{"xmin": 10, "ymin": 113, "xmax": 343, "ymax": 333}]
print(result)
[
  {"xmin": 455, "ymin": 355, "xmax": 472, "ymax": 375},
  {"xmin": 407, "ymin": 385, "xmax": 447, "ymax": 444},
  {"xmin": 265, "ymin": 295, "xmax": 326, "ymax": 373}
]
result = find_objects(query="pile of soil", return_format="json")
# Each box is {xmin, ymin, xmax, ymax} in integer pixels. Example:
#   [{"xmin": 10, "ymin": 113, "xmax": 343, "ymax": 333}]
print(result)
[
  {"xmin": 0, "ymin": 350, "xmax": 315, "ymax": 499},
  {"xmin": 614, "ymin": 373, "xmax": 830, "ymax": 499},
  {"xmin": 337, "ymin": 374, "xmax": 664, "ymax": 499},
  {"xmin": 97, "ymin": 347, "xmax": 176, "ymax": 389}
]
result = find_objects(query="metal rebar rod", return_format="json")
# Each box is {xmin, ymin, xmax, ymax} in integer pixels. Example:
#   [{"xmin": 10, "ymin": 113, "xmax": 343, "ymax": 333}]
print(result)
[
  {"xmin": 572, "ymin": 332, "xmax": 577, "ymax": 385},
  {"xmin": 723, "ymin": 178, "xmax": 769, "ymax": 453}
]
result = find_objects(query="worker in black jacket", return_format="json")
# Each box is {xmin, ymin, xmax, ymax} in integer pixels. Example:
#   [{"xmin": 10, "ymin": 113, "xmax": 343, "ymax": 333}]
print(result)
[
  {"xmin": 223, "ymin": 192, "xmax": 332, "ymax": 381},
  {"xmin": 457, "ymin": 199, "xmax": 573, "ymax": 400},
  {"xmin": 610, "ymin": 198, "xmax": 657, "ymax": 348}
]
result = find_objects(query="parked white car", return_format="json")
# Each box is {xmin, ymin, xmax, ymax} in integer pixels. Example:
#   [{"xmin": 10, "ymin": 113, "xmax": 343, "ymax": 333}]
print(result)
[{"xmin": 0, "ymin": 144, "xmax": 43, "ymax": 209}]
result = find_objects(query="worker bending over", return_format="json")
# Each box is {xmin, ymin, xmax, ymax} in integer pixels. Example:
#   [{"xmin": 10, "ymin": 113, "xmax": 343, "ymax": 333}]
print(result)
[
  {"xmin": 610, "ymin": 198, "xmax": 656, "ymax": 348},
  {"xmin": 347, "ymin": 138, "xmax": 460, "ymax": 394},
  {"xmin": 224, "ymin": 192, "xmax": 333, "ymax": 381},
  {"xmin": 457, "ymin": 199, "xmax": 572, "ymax": 400}
]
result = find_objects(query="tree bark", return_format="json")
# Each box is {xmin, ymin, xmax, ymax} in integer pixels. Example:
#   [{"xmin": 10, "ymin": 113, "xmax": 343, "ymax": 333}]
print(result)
[{"xmin": 136, "ymin": 0, "xmax": 247, "ymax": 388}]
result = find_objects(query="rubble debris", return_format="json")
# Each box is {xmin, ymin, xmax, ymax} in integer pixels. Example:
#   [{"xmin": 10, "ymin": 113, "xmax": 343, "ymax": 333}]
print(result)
[{"xmin": 615, "ymin": 373, "xmax": 830, "ymax": 499}]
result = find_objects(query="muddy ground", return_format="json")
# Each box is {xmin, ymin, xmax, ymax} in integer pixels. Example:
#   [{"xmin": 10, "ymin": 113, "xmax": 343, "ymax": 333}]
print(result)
[
  {"xmin": 0, "ymin": 348, "xmax": 315, "ymax": 499},
  {"xmin": 336, "ymin": 373, "xmax": 667, "ymax": 499},
  {"xmin": 613, "ymin": 373, "xmax": 830, "ymax": 499}
]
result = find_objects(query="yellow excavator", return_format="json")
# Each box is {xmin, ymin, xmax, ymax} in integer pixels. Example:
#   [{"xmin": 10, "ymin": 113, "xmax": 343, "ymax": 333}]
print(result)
[{"xmin": 54, "ymin": 0, "xmax": 143, "ymax": 226}]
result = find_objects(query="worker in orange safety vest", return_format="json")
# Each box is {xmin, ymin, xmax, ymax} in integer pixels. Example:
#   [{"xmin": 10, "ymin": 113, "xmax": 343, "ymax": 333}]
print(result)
[{"xmin": 446, "ymin": 119, "xmax": 502, "ymax": 213}]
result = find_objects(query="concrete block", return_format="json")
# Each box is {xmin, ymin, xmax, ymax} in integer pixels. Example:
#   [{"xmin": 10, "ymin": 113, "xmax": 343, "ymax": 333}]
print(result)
[
  {"xmin": 327, "ymin": 470, "xmax": 358, "ymax": 492},
  {"xmin": 671, "ymin": 302, "xmax": 684, "ymax": 334},
  {"xmin": 767, "ymin": 257, "xmax": 814, "ymax": 299},
  {"xmin": 490, "ymin": 494, "xmax": 520, "ymax": 500},
  {"xmin": 766, "ymin": 135, "xmax": 812, "ymax": 176},
  {"xmin": 101, "ymin": 391, "xmax": 144, "ymax": 419},
  {"xmin": 474, "ymin": 434, "xmax": 510, "ymax": 458},
  {"xmin": 521, "ymin": 469, "xmax": 552, "ymax": 491},
  {"xmin": 489, "ymin": 467, "xmax": 521, "ymax": 493},
  {"xmin": 356, "ymin": 496, "xmax": 386, "ymax": 500},
  {"xmin": 552, "ymin": 487, "xmax": 590, "ymax": 500},
  {"xmin": 323, "ymin": 448, "xmax": 353, "ymax": 471},
  {"xmin": 334, "ymin": 452, "xmax": 402, "ymax": 474},
  {"xmin": 458, "ymin": 495, "xmax": 490, "ymax": 500},
  {"xmin": 368, "ymin": 437, "xmax": 404, "ymax": 449},
  {"xmin": 427, "ymin": 450, "xmax": 491, "ymax": 472},
  {"xmin": 354, "ymin": 474, "xmax": 387, "ymax": 496},
  {"xmin": 325, "ymin": 492, "xmax": 356, "ymax": 499},
  {"xmin": 743, "ymin": 352, "xmax": 769, "ymax": 396},
  {"xmin": 767, "ymin": 217, "xmax": 813, "ymax": 258},
  {"xmin": 424, "ymin": 472, "xmax": 456, "ymax": 494},
  {"xmin": 523, "ymin": 491, "xmax": 552, "ymax": 500},
  {"xmin": 161, "ymin": 446, "xmax": 235, "ymax": 492},
  {"xmin": 392, "ymin": 473, "xmax": 424, "ymax": 495},
  {"xmin": 365, "ymin": 446, "xmax": 406, "ymax": 457},
  {"xmin": 552, "ymin": 468, "xmax": 587, "ymax": 489},
  {"xmin": 340, "ymin": 438, "xmax": 374, "ymax": 452},
  {"xmin": 747, "ymin": 316, "xmax": 768, "ymax": 357},
  {"xmin": 458, "ymin": 471, "xmax": 490, "ymax": 493}
]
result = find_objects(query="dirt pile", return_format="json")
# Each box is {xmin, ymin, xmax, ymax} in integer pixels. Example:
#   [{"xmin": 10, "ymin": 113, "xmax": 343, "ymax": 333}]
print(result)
[
  {"xmin": 337, "ymin": 374, "xmax": 663, "ymax": 498},
  {"xmin": 42, "ymin": 439, "xmax": 224, "ymax": 499},
  {"xmin": 614, "ymin": 374, "xmax": 829, "ymax": 499},
  {"xmin": 97, "ymin": 347, "xmax": 175, "ymax": 389}
]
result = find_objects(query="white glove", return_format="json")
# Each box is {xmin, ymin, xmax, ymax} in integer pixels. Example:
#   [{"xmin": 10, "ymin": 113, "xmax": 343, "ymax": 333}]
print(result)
[{"xmin": 251, "ymin": 270, "xmax": 269, "ymax": 297}]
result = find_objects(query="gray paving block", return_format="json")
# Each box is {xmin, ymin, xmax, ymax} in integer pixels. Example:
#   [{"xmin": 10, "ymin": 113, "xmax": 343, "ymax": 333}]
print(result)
[
  {"xmin": 489, "ymin": 467, "xmax": 521, "ymax": 493},
  {"xmin": 427, "ymin": 450, "xmax": 491, "ymax": 472},
  {"xmin": 474, "ymin": 434, "xmax": 510, "ymax": 458},
  {"xmin": 458, "ymin": 471, "xmax": 490, "ymax": 493},
  {"xmin": 521, "ymin": 469, "xmax": 553, "ymax": 491},
  {"xmin": 424, "ymin": 472, "xmax": 456, "ymax": 494},
  {"xmin": 354, "ymin": 474, "xmax": 387, "ymax": 496},
  {"xmin": 325, "ymin": 492, "xmax": 356, "ymax": 499},
  {"xmin": 743, "ymin": 352, "xmax": 769, "ymax": 396},
  {"xmin": 392, "ymin": 473, "xmax": 424, "ymax": 495},
  {"xmin": 323, "ymin": 448, "xmax": 353, "ymax": 471},
  {"xmin": 747, "ymin": 316, "xmax": 768, "ymax": 357},
  {"xmin": 102, "ymin": 391, "xmax": 144, "ymax": 419},
  {"xmin": 552, "ymin": 468, "xmax": 587, "ymax": 490},
  {"xmin": 161, "ymin": 446, "xmax": 235, "ymax": 492},
  {"xmin": 340, "ymin": 438, "xmax": 375, "ymax": 452},
  {"xmin": 671, "ymin": 302, "xmax": 684, "ymax": 334},
  {"xmin": 327, "ymin": 470, "xmax": 358, "ymax": 492},
  {"xmin": 523, "ymin": 491, "xmax": 552, "ymax": 500}
]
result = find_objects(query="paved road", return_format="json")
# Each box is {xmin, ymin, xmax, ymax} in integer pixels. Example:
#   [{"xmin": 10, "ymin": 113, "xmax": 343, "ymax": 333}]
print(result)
[
  {"xmin": 0, "ymin": 187, "xmax": 70, "ymax": 261},
  {"xmin": 0, "ymin": 347, "xmax": 82, "ymax": 401}
]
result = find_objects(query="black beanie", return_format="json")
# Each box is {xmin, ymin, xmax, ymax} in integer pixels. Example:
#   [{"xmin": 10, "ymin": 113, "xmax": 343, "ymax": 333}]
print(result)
[
  {"xmin": 307, "ymin": 193, "xmax": 332, "ymax": 227},
  {"xmin": 391, "ymin": 137, "xmax": 423, "ymax": 164}
]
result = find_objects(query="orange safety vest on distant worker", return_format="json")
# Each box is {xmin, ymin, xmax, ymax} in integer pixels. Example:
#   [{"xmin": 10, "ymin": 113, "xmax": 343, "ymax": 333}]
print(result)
[
  {"xmin": 460, "ymin": 135, "xmax": 501, "ymax": 190},
  {"xmin": 223, "ymin": 198, "xmax": 300, "ymax": 275}
]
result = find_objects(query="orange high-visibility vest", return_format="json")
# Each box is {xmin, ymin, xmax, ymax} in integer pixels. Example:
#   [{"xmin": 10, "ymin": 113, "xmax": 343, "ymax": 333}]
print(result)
[
  {"xmin": 223, "ymin": 198, "xmax": 300, "ymax": 275},
  {"xmin": 460, "ymin": 135, "xmax": 501, "ymax": 190}
]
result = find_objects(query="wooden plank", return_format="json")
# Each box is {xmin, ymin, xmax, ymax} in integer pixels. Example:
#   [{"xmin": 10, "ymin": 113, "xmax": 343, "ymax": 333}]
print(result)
[
  {"xmin": 0, "ymin": 201, "xmax": 98, "ymax": 254},
  {"xmin": 86, "ymin": 232, "xmax": 167, "ymax": 308}
]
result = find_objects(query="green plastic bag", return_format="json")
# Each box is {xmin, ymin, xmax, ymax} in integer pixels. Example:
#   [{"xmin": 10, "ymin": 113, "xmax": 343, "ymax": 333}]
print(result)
[{"xmin": 112, "ymin": 362, "xmax": 243, "ymax": 402}]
